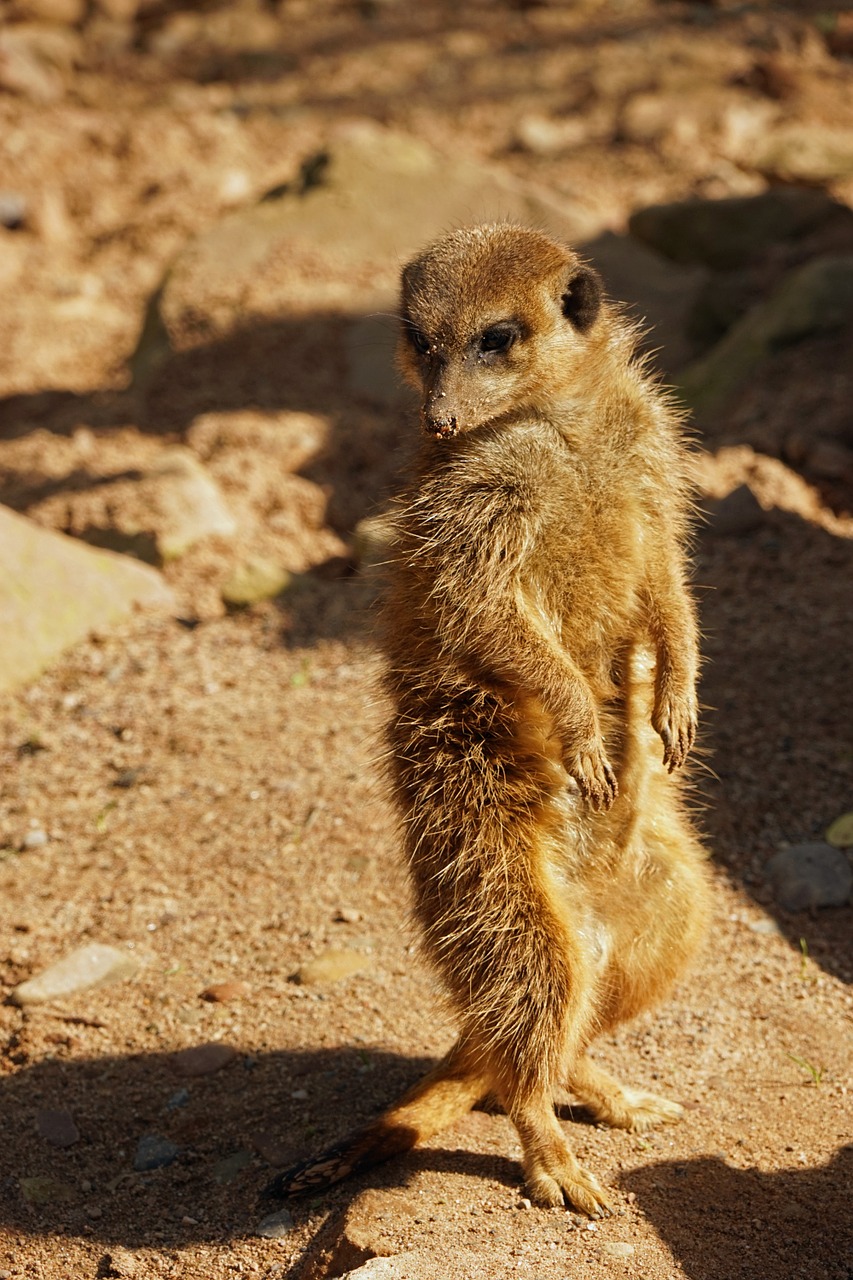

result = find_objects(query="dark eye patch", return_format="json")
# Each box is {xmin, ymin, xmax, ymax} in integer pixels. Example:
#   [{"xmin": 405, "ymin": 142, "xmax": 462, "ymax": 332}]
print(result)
[
  {"xmin": 478, "ymin": 323, "xmax": 519, "ymax": 356},
  {"xmin": 406, "ymin": 325, "xmax": 432, "ymax": 355}
]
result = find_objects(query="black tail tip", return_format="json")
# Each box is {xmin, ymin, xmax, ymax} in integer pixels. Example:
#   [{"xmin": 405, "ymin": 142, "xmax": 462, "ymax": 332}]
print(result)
[{"xmin": 259, "ymin": 1144, "xmax": 358, "ymax": 1205}]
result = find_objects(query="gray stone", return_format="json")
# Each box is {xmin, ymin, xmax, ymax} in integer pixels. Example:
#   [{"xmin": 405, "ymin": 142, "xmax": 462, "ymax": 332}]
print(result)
[
  {"xmin": 0, "ymin": 504, "xmax": 174, "ymax": 694},
  {"xmin": 11, "ymin": 942, "xmax": 140, "ymax": 1005},
  {"xmin": 764, "ymin": 842, "xmax": 853, "ymax": 911},
  {"xmin": 256, "ymin": 1206, "xmax": 295, "ymax": 1239},
  {"xmin": 221, "ymin": 557, "xmax": 290, "ymax": 608},
  {"xmin": 679, "ymin": 255, "xmax": 853, "ymax": 417},
  {"xmin": 133, "ymin": 1134, "xmax": 180, "ymax": 1172},
  {"xmin": 628, "ymin": 189, "xmax": 846, "ymax": 270}
]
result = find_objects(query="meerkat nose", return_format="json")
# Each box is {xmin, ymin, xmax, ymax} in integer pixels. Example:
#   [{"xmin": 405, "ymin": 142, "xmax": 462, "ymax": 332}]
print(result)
[{"xmin": 424, "ymin": 414, "xmax": 458, "ymax": 440}]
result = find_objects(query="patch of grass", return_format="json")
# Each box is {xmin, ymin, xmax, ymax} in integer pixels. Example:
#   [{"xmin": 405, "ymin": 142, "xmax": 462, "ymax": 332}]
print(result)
[{"xmin": 785, "ymin": 1051, "xmax": 825, "ymax": 1086}]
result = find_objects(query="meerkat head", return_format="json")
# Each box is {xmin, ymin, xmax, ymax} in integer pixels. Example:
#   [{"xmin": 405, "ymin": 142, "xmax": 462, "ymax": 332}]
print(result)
[{"xmin": 398, "ymin": 223, "xmax": 603, "ymax": 441}]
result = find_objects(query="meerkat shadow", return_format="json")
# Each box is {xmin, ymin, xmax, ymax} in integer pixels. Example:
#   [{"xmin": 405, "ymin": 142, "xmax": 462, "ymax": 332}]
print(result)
[{"xmin": 620, "ymin": 1146, "xmax": 853, "ymax": 1280}]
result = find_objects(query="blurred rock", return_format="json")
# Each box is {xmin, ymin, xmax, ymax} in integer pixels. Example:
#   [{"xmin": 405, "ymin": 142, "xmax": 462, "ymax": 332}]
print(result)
[
  {"xmin": 679, "ymin": 255, "xmax": 853, "ymax": 417},
  {"xmin": 36, "ymin": 1108, "xmax": 80, "ymax": 1148},
  {"xmin": 20, "ymin": 1176, "xmax": 76, "ymax": 1205},
  {"xmin": 825, "ymin": 812, "xmax": 853, "ymax": 849},
  {"xmin": 750, "ymin": 125, "xmax": 853, "ymax": 184},
  {"xmin": 200, "ymin": 979, "xmax": 250, "ymax": 1003},
  {"xmin": 170, "ymin": 1042, "xmax": 239, "ymax": 1076},
  {"xmin": 0, "ymin": 192, "xmax": 28, "ymax": 230},
  {"xmin": 256, "ymin": 1206, "xmax": 295, "ymax": 1240},
  {"xmin": 628, "ymin": 189, "xmax": 845, "ymax": 271},
  {"xmin": 133, "ymin": 1134, "xmax": 180, "ymax": 1172},
  {"xmin": 221, "ymin": 557, "xmax": 290, "ymax": 608},
  {"xmin": 16, "ymin": 0, "xmax": 85, "ymax": 19},
  {"xmin": 584, "ymin": 231, "xmax": 707, "ymax": 373},
  {"xmin": 764, "ymin": 842, "xmax": 852, "ymax": 911},
  {"xmin": 212, "ymin": 1149, "xmax": 252, "ymax": 1184},
  {"xmin": 293, "ymin": 949, "xmax": 370, "ymax": 986},
  {"xmin": 704, "ymin": 486, "xmax": 765, "ymax": 538},
  {"xmin": 11, "ymin": 942, "xmax": 140, "ymax": 1005},
  {"xmin": 56, "ymin": 448, "xmax": 237, "ymax": 564},
  {"xmin": 0, "ymin": 504, "xmax": 174, "ymax": 696}
]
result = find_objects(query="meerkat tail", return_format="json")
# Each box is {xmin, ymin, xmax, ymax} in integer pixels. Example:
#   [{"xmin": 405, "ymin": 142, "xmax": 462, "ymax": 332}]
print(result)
[{"xmin": 262, "ymin": 1041, "xmax": 488, "ymax": 1201}]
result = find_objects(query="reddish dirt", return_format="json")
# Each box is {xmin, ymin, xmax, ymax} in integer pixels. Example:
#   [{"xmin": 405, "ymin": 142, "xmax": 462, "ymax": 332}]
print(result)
[{"xmin": 1, "ymin": 4, "xmax": 852, "ymax": 1279}]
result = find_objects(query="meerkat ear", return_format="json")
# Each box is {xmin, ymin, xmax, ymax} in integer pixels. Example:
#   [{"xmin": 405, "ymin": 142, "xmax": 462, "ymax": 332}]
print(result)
[{"xmin": 561, "ymin": 267, "xmax": 602, "ymax": 333}]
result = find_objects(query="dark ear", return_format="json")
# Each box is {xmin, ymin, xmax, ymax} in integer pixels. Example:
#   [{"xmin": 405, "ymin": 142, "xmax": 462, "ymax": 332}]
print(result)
[{"xmin": 561, "ymin": 266, "xmax": 602, "ymax": 333}]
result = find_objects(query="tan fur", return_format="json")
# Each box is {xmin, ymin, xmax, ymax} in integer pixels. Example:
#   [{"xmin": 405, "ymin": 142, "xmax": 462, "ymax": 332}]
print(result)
[{"xmin": 266, "ymin": 223, "xmax": 710, "ymax": 1216}]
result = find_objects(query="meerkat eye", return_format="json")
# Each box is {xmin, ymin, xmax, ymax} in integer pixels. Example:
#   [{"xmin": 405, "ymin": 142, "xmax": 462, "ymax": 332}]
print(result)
[
  {"xmin": 478, "ymin": 325, "xmax": 517, "ymax": 355},
  {"xmin": 407, "ymin": 326, "xmax": 432, "ymax": 355}
]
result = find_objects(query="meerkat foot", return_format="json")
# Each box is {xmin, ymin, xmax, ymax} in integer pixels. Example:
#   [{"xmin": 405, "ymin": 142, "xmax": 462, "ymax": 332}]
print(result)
[
  {"xmin": 525, "ymin": 1146, "xmax": 613, "ymax": 1216},
  {"xmin": 600, "ymin": 1086, "xmax": 684, "ymax": 1132},
  {"xmin": 567, "ymin": 1056, "xmax": 684, "ymax": 1132}
]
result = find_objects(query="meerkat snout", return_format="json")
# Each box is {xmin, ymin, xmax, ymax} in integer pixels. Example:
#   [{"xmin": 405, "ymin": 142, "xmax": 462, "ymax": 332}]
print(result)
[{"xmin": 398, "ymin": 224, "xmax": 604, "ymax": 439}]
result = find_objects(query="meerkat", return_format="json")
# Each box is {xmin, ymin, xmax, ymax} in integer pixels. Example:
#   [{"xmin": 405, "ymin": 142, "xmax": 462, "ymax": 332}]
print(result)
[{"xmin": 267, "ymin": 222, "xmax": 711, "ymax": 1216}]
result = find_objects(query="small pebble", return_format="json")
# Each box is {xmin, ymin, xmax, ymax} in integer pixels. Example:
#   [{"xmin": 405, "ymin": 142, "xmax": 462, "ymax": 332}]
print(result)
[
  {"xmin": 133, "ymin": 1134, "xmax": 180, "ymax": 1172},
  {"xmin": 0, "ymin": 191, "xmax": 27, "ymax": 229},
  {"xmin": 166, "ymin": 1086, "xmax": 191, "ymax": 1111},
  {"xmin": 602, "ymin": 1241, "xmax": 635, "ymax": 1257},
  {"xmin": 200, "ymin": 979, "xmax": 250, "ymax": 1003},
  {"xmin": 181, "ymin": 1214, "xmax": 199, "ymax": 1225},
  {"xmin": 826, "ymin": 811, "xmax": 853, "ymax": 849},
  {"xmin": 170, "ymin": 1042, "xmax": 238, "ymax": 1076},
  {"xmin": 22, "ymin": 828, "xmax": 48, "ymax": 850},
  {"xmin": 212, "ymin": 1149, "xmax": 252, "ymax": 1184},
  {"xmin": 11, "ymin": 942, "xmax": 139, "ymax": 1005},
  {"xmin": 293, "ymin": 948, "xmax": 370, "ymax": 986},
  {"xmin": 36, "ymin": 1107, "xmax": 79, "ymax": 1148},
  {"xmin": 20, "ymin": 1176, "xmax": 76, "ymax": 1205},
  {"xmin": 334, "ymin": 906, "xmax": 362, "ymax": 924},
  {"xmin": 256, "ymin": 1206, "xmax": 295, "ymax": 1239}
]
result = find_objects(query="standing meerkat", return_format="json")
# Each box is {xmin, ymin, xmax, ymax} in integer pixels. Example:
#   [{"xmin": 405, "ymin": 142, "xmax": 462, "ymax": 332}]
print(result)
[{"xmin": 268, "ymin": 223, "xmax": 711, "ymax": 1216}]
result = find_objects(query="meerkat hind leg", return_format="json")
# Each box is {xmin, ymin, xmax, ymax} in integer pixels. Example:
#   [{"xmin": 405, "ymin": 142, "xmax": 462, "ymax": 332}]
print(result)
[
  {"xmin": 509, "ymin": 1090, "xmax": 613, "ymax": 1215},
  {"xmin": 566, "ymin": 1053, "xmax": 683, "ymax": 1132}
]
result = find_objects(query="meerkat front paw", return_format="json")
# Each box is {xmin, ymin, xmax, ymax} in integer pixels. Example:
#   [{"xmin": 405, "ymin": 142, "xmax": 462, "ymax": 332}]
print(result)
[
  {"xmin": 566, "ymin": 743, "xmax": 618, "ymax": 811},
  {"xmin": 652, "ymin": 691, "xmax": 697, "ymax": 772}
]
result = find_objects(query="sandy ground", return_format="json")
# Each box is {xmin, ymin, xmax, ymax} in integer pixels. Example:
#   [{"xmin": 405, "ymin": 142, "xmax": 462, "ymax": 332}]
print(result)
[{"xmin": 1, "ymin": 3, "xmax": 852, "ymax": 1278}]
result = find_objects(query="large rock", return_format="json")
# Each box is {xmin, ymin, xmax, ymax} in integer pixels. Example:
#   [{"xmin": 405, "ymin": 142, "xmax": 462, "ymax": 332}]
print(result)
[
  {"xmin": 582, "ymin": 231, "xmax": 708, "ymax": 373},
  {"xmin": 0, "ymin": 504, "xmax": 173, "ymax": 693},
  {"xmin": 764, "ymin": 842, "xmax": 852, "ymax": 911},
  {"xmin": 679, "ymin": 254, "xmax": 853, "ymax": 417},
  {"xmin": 132, "ymin": 125, "xmax": 606, "ymax": 410},
  {"xmin": 628, "ymin": 189, "xmax": 848, "ymax": 270},
  {"xmin": 30, "ymin": 447, "xmax": 237, "ymax": 563}
]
